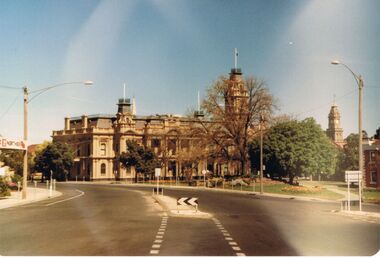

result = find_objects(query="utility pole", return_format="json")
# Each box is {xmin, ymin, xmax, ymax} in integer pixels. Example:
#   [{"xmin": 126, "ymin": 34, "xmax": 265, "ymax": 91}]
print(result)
[
  {"xmin": 22, "ymin": 87, "xmax": 28, "ymax": 199},
  {"xmin": 260, "ymin": 114, "xmax": 264, "ymax": 194}
]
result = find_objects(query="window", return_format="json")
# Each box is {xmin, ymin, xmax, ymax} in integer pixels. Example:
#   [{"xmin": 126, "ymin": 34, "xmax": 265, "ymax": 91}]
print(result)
[
  {"xmin": 100, "ymin": 143, "xmax": 106, "ymax": 156},
  {"xmin": 370, "ymin": 151, "xmax": 376, "ymax": 162},
  {"xmin": 370, "ymin": 171, "xmax": 377, "ymax": 184},
  {"xmin": 152, "ymin": 138, "xmax": 161, "ymax": 148},
  {"xmin": 101, "ymin": 163, "xmax": 106, "ymax": 175},
  {"xmin": 87, "ymin": 144, "xmax": 91, "ymax": 156},
  {"xmin": 168, "ymin": 139, "xmax": 176, "ymax": 155}
]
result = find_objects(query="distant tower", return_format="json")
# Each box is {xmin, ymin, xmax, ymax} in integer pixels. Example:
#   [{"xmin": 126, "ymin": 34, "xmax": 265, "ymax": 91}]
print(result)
[
  {"xmin": 225, "ymin": 48, "xmax": 248, "ymax": 115},
  {"xmin": 326, "ymin": 102, "xmax": 344, "ymax": 147}
]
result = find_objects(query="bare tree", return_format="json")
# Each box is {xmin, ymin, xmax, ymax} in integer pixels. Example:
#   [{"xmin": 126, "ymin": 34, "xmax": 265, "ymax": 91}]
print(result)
[{"xmin": 194, "ymin": 75, "xmax": 275, "ymax": 176}]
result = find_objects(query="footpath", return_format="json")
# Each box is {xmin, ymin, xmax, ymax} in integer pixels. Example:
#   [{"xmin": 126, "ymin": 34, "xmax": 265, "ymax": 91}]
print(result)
[{"xmin": 0, "ymin": 186, "xmax": 61, "ymax": 210}]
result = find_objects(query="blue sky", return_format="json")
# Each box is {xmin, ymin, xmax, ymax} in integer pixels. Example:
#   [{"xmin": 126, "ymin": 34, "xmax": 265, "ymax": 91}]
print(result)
[{"xmin": 0, "ymin": 0, "xmax": 379, "ymax": 144}]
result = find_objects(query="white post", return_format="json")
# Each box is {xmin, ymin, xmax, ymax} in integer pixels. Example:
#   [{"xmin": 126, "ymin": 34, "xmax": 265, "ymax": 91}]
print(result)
[
  {"xmin": 49, "ymin": 171, "xmax": 53, "ymax": 198},
  {"xmin": 76, "ymin": 176, "xmax": 78, "ymax": 182},
  {"xmin": 358, "ymin": 173, "xmax": 362, "ymax": 211},
  {"xmin": 34, "ymin": 181, "xmax": 37, "ymax": 199},
  {"xmin": 156, "ymin": 175, "xmax": 159, "ymax": 195},
  {"xmin": 348, "ymin": 180, "xmax": 351, "ymax": 211},
  {"xmin": 53, "ymin": 179, "xmax": 56, "ymax": 191}
]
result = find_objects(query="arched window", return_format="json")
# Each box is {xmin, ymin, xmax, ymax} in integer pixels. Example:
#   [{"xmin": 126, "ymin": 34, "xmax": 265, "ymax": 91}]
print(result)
[
  {"xmin": 101, "ymin": 163, "xmax": 106, "ymax": 175},
  {"xmin": 100, "ymin": 143, "xmax": 106, "ymax": 156}
]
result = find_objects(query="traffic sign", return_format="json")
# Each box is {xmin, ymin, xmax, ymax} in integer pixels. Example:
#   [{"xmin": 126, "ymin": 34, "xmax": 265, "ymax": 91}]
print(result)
[
  {"xmin": 177, "ymin": 197, "xmax": 198, "ymax": 206},
  {"xmin": 155, "ymin": 168, "xmax": 161, "ymax": 177},
  {"xmin": 345, "ymin": 170, "xmax": 362, "ymax": 183},
  {"xmin": 202, "ymin": 170, "xmax": 207, "ymax": 175}
]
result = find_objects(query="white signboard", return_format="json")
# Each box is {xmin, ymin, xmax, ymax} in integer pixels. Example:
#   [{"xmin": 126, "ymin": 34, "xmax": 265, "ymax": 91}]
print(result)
[
  {"xmin": 155, "ymin": 168, "xmax": 161, "ymax": 177},
  {"xmin": 345, "ymin": 170, "xmax": 362, "ymax": 183},
  {"xmin": 0, "ymin": 137, "xmax": 27, "ymax": 150}
]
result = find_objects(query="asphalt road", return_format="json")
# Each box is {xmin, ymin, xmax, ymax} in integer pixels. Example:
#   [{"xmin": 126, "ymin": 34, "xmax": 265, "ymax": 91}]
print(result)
[{"xmin": 0, "ymin": 183, "xmax": 379, "ymax": 256}]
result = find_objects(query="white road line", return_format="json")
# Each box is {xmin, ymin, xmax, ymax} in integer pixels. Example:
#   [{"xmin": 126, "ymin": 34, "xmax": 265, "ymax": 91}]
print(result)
[
  {"xmin": 213, "ymin": 218, "xmax": 245, "ymax": 256},
  {"xmin": 45, "ymin": 189, "xmax": 84, "ymax": 206},
  {"xmin": 150, "ymin": 216, "xmax": 169, "ymax": 255}
]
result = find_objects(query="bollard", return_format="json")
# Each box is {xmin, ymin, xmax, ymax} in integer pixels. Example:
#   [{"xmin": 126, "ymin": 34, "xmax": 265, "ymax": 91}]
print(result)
[
  {"xmin": 46, "ymin": 180, "xmax": 49, "ymax": 190},
  {"xmin": 17, "ymin": 181, "xmax": 21, "ymax": 199},
  {"xmin": 53, "ymin": 179, "xmax": 56, "ymax": 191},
  {"xmin": 76, "ymin": 176, "xmax": 78, "ymax": 182},
  {"xmin": 83, "ymin": 176, "xmax": 85, "ymax": 182},
  {"xmin": 34, "ymin": 181, "xmax": 37, "ymax": 199}
]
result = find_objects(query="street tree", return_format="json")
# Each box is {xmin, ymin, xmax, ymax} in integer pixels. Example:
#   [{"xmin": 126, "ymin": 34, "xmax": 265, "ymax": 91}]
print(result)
[
  {"xmin": 119, "ymin": 140, "xmax": 160, "ymax": 182},
  {"xmin": 0, "ymin": 150, "xmax": 24, "ymax": 176},
  {"xmin": 334, "ymin": 133, "xmax": 359, "ymax": 180},
  {"xmin": 249, "ymin": 118, "xmax": 337, "ymax": 184},
  {"xmin": 195, "ymin": 75, "xmax": 275, "ymax": 176},
  {"xmin": 34, "ymin": 142, "xmax": 74, "ymax": 181}
]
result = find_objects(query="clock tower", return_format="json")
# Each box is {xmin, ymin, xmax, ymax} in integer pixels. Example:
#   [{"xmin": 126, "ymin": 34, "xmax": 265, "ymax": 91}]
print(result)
[{"xmin": 326, "ymin": 103, "xmax": 345, "ymax": 147}]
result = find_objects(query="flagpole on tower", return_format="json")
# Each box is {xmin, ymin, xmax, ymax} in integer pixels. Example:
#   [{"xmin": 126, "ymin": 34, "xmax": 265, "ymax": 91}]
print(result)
[
  {"xmin": 234, "ymin": 48, "xmax": 238, "ymax": 69},
  {"xmin": 123, "ymin": 83, "xmax": 126, "ymax": 100}
]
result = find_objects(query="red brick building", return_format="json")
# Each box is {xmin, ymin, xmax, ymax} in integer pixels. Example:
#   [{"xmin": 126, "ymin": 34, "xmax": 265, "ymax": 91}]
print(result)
[{"xmin": 363, "ymin": 128, "xmax": 380, "ymax": 188}]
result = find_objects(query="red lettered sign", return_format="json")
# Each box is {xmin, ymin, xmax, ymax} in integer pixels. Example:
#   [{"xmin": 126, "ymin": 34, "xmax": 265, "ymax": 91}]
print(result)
[{"xmin": 0, "ymin": 137, "xmax": 27, "ymax": 150}]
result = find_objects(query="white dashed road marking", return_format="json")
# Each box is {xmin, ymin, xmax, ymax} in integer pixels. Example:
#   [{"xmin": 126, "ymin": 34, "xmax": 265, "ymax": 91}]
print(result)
[
  {"xmin": 212, "ymin": 218, "xmax": 246, "ymax": 256},
  {"xmin": 150, "ymin": 216, "xmax": 169, "ymax": 255}
]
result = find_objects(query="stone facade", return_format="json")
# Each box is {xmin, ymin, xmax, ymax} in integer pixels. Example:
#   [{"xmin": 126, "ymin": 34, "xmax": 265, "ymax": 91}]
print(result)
[
  {"xmin": 52, "ymin": 69, "xmax": 246, "ymax": 181},
  {"xmin": 326, "ymin": 104, "xmax": 345, "ymax": 148}
]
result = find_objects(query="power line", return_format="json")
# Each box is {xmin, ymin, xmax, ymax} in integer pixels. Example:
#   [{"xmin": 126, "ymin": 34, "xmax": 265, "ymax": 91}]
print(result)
[
  {"xmin": 0, "ymin": 85, "xmax": 22, "ymax": 90},
  {"xmin": 293, "ymin": 89, "xmax": 356, "ymax": 118},
  {"xmin": 0, "ymin": 91, "xmax": 22, "ymax": 122}
]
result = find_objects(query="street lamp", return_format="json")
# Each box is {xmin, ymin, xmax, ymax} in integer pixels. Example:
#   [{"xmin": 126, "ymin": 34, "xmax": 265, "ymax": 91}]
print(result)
[
  {"xmin": 21, "ymin": 80, "xmax": 93, "ymax": 199},
  {"xmin": 331, "ymin": 60, "xmax": 364, "ymax": 192}
]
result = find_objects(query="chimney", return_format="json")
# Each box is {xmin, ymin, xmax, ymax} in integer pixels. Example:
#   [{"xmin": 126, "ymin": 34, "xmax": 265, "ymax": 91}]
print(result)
[
  {"xmin": 82, "ymin": 115, "xmax": 88, "ymax": 128},
  {"xmin": 64, "ymin": 117, "xmax": 71, "ymax": 131}
]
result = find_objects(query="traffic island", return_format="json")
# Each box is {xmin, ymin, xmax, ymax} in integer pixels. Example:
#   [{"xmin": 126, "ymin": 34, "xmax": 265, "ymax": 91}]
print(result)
[{"xmin": 152, "ymin": 194, "xmax": 211, "ymax": 219}]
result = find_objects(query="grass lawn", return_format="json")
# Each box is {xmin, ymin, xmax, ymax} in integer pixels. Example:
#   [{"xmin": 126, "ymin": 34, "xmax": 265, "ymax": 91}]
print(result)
[
  {"xmin": 236, "ymin": 182, "xmax": 344, "ymax": 200},
  {"xmin": 363, "ymin": 188, "xmax": 380, "ymax": 204}
]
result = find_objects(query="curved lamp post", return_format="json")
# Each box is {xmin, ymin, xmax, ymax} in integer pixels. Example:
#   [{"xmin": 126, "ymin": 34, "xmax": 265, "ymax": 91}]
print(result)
[
  {"xmin": 331, "ymin": 60, "xmax": 364, "ymax": 201},
  {"xmin": 21, "ymin": 80, "xmax": 93, "ymax": 199}
]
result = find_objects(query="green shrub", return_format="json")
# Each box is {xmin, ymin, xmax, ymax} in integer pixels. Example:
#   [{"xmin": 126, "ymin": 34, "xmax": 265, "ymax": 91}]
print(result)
[
  {"xmin": 0, "ymin": 177, "xmax": 11, "ymax": 197},
  {"xmin": 11, "ymin": 174, "xmax": 22, "ymax": 183}
]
